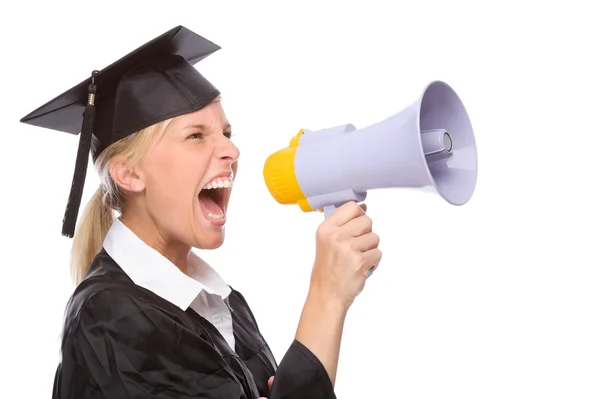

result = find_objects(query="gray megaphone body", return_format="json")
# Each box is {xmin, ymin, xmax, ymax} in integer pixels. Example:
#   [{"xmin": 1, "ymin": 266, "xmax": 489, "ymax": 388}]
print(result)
[
  {"xmin": 263, "ymin": 80, "xmax": 478, "ymax": 277},
  {"xmin": 263, "ymin": 80, "xmax": 478, "ymax": 217}
]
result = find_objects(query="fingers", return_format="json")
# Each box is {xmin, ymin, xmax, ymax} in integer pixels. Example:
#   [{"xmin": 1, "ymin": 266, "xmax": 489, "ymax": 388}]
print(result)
[
  {"xmin": 268, "ymin": 376, "xmax": 274, "ymax": 390},
  {"xmin": 362, "ymin": 248, "xmax": 382, "ymax": 273},
  {"xmin": 343, "ymin": 214, "xmax": 373, "ymax": 237},
  {"xmin": 351, "ymin": 232, "xmax": 380, "ymax": 252},
  {"xmin": 325, "ymin": 201, "xmax": 366, "ymax": 227}
]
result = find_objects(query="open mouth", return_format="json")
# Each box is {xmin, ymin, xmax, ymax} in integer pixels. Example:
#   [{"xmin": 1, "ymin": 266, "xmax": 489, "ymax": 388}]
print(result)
[{"xmin": 198, "ymin": 176, "xmax": 233, "ymax": 221}]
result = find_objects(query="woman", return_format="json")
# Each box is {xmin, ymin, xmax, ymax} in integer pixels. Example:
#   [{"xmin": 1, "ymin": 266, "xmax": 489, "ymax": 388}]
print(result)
[{"xmin": 20, "ymin": 26, "xmax": 382, "ymax": 399}]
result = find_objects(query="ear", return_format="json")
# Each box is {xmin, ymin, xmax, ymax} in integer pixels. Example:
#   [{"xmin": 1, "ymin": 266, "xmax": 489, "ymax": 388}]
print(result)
[{"xmin": 109, "ymin": 156, "xmax": 145, "ymax": 193}]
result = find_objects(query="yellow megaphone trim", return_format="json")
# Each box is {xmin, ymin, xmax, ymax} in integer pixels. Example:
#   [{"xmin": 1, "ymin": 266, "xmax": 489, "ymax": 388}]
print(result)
[
  {"xmin": 263, "ymin": 128, "xmax": 314, "ymax": 212},
  {"xmin": 289, "ymin": 129, "xmax": 304, "ymax": 147}
]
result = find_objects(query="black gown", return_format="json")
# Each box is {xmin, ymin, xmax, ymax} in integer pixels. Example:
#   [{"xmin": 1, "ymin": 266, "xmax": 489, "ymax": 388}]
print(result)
[{"xmin": 52, "ymin": 249, "xmax": 337, "ymax": 398}]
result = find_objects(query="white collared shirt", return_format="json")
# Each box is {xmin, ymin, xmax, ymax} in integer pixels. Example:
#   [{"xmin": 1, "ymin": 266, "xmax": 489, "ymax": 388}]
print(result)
[{"xmin": 103, "ymin": 218, "xmax": 236, "ymax": 351}]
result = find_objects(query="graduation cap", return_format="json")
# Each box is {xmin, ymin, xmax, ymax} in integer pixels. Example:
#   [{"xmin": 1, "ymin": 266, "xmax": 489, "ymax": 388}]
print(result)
[{"xmin": 19, "ymin": 25, "xmax": 222, "ymax": 238}]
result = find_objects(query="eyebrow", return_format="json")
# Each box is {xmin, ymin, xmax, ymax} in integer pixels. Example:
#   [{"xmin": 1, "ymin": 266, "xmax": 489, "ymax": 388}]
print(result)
[{"xmin": 187, "ymin": 123, "xmax": 232, "ymax": 131}]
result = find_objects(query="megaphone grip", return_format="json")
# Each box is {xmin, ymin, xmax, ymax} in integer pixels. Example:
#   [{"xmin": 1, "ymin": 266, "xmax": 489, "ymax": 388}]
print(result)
[
  {"xmin": 322, "ymin": 204, "xmax": 375, "ymax": 278},
  {"xmin": 322, "ymin": 205, "xmax": 336, "ymax": 219}
]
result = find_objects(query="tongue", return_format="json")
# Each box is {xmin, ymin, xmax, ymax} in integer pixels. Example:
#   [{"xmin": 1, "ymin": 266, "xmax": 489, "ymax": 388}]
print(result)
[{"xmin": 198, "ymin": 191, "xmax": 223, "ymax": 214}]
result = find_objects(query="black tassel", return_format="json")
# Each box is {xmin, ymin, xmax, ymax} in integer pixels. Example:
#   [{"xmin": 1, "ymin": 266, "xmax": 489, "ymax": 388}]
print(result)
[{"xmin": 62, "ymin": 71, "xmax": 99, "ymax": 238}]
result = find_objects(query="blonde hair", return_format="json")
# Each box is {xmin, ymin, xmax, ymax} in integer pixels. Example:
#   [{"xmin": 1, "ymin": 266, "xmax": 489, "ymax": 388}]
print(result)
[{"xmin": 69, "ymin": 118, "xmax": 175, "ymax": 284}]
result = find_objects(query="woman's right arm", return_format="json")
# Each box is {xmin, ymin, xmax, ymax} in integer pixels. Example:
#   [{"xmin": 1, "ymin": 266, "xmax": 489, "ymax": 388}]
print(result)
[
  {"xmin": 269, "ymin": 201, "xmax": 382, "ymax": 398},
  {"xmin": 56, "ymin": 202, "xmax": 380, "ymax": 399},
  {"xmin": 294, "ymin": 287, "xmax": 348, "ymax": 386}
]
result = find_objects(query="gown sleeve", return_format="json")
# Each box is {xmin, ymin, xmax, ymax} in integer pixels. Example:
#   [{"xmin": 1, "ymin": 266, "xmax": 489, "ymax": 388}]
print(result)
[
  {"xmin": 54, "ymin": 288, "xmax": 245, "ymax": 399},
  {"xmin": 269, "ymin": 340, "xmax": 337, "ymax": 399}
]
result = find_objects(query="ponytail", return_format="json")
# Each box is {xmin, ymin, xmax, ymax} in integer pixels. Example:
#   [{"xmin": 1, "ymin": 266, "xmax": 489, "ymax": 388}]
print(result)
[
  {"xmin": 70, "ymin": 187, "xmax": 114, "ymax": 285},
  {"xmin": 67, "ymin": 115, "xmax": 183, "ymax": 285}
]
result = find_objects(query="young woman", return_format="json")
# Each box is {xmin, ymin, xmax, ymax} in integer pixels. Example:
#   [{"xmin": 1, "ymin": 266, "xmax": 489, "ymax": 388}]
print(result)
[{"xmin": 20, "ymin": 25, "xmax": 382, "ymax": 399}]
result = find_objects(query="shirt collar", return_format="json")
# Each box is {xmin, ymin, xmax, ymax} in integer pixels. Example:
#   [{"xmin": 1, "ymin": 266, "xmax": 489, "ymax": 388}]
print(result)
[{"xmin": 103, "ymin": 218, "xmax": 231, "ymax": 310}]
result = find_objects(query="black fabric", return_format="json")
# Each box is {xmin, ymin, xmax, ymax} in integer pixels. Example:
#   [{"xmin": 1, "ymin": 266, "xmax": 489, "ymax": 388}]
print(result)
[
  {"xmin": 19, "ymin": 25, "xmax": 223, "ymax": 238},
  {"xmin": 19, "ymin": 25, "xmax": 221, "ymax": 163},
  {"xmin": 61, "ymin": 77, "xmax": 97, "ymax": 238},
  {"xmin": 52, "ymin": 249, "xmax": 336, "ymax": 399}
]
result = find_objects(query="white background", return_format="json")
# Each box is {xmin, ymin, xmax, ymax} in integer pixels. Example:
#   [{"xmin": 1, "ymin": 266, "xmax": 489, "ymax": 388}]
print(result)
[{"xmin": 1, "ymin": 1, "xmax": 599, "ymax": 398}]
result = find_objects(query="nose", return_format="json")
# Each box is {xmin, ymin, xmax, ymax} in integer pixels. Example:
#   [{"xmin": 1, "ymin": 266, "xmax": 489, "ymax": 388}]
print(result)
[{"xmin": 214, "ymin": 135, "xmax": 240, "ymax": 164}]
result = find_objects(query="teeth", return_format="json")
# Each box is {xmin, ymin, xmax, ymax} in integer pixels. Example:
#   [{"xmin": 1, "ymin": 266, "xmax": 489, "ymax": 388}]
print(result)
[
  {"xmin": 205, "ymin": 211, "xmax": 225, "ymax": 220},
  {"xmin": 203, "ymin": 177, "xmax": 233, "ymax": 190}
]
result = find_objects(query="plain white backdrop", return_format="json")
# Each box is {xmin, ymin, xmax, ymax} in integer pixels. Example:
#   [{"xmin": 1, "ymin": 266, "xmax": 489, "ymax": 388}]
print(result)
[{"xmin": 1, "ymin": 1, "xmax": 599, "ymax": 397}]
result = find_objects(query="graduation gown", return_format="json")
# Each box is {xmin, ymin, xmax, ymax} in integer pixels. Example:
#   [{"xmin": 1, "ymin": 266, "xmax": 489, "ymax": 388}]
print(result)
[{"xmin": 52, "ymin": 249, "xmax": 336, "ymax": 398}]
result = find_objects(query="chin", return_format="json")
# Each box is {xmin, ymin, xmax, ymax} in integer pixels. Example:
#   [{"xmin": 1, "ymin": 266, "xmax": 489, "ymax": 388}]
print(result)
[{"xmin": 193, "ymin": 232, "xmax": 226, "ymax": 250}]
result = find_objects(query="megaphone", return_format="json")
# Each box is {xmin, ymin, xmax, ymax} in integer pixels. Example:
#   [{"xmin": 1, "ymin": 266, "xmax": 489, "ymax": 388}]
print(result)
[{"xmin": 263, "ymin": 80, "xmax": 478, "ymax": 218}]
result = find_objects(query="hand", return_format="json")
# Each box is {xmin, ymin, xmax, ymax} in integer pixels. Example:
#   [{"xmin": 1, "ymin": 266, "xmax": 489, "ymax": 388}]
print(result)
[
  {"xmin": 259, "ymin": 376, "xmax": 274, "ymax": 398},
  {"xmin": 310, "ymin": 201, "xmax": 382, "ymax": 311}
]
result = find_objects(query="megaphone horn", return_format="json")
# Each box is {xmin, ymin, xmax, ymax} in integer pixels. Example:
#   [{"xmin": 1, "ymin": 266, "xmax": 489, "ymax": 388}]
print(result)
[{"xmin": 263, "ymin": 80, "xmax": 478, "ymax": 218}]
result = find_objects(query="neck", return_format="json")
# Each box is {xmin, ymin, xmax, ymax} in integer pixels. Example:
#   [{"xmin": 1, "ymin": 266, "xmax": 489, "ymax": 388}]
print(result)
[{"xmin": 119, "ymin": 214, "xmax": 191, "ymax": 275}]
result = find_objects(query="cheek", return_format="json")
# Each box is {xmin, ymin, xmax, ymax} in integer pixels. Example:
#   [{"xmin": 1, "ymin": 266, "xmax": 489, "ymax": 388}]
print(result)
[
  {"xmin": 145, "ymin": 153, "xmax": 207, "ymax": 211},
  {"xmin": 150, "ymin": 171, "xmax": 191, "ymax": 204}
]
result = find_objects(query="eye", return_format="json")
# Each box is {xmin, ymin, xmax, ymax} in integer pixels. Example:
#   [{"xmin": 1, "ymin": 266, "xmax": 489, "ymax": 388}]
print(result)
[
  {"xmin": 187, "ymin": 132, "xmax": 205, "ymax": 140},
  {"xmin": 224, "ymin": 131, "xmax": 234, "ymax": 139}
]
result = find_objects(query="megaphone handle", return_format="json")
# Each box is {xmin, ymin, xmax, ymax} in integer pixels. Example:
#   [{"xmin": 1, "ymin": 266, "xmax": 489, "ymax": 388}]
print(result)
[
  {"xmin": 323, "ymin": 205, "xmax": 337, "ymax": 219},
  {"xmin": 322, "ymin": 205, "xmax": 375, "ymax": 278}
]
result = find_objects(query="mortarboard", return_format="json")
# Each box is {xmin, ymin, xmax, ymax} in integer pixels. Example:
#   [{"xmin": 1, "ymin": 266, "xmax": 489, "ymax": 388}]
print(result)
[{"xmin": 19, "ymin": 25, "xmax": 222, "ymax": 238}]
